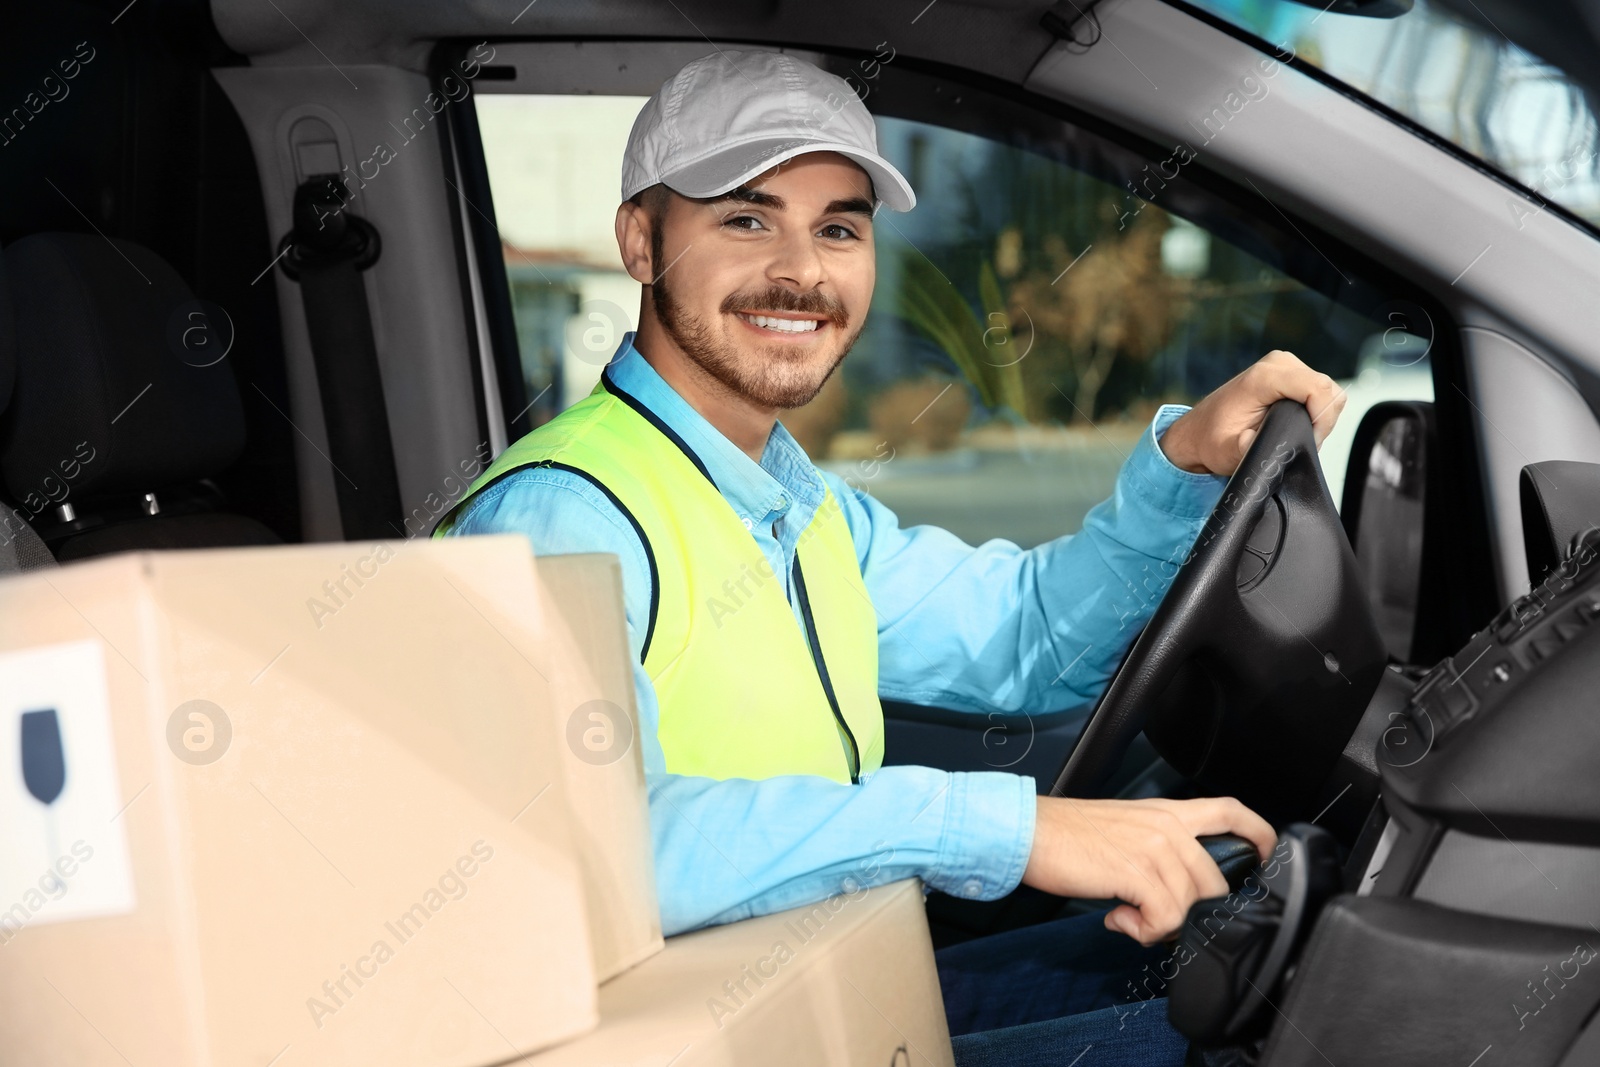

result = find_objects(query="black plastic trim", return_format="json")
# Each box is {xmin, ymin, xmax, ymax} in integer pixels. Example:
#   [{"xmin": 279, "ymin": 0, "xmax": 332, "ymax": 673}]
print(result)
[
  {"xmin": 881, "ymin": 698, "xmax": 1084, "ymax": 732},
  {"xmin": 430, "ymin": 45, "xmax": 493, "ymax": 454},
  {"xmin": 431, "ymin": 40, "xmax": 533, "ymax": 442}
]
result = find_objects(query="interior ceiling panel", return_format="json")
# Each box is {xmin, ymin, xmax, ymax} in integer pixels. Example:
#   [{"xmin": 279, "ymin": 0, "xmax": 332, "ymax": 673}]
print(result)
[{"xmin": 209, "ymin": 0, "xmax": 1061, "ymax": 82}]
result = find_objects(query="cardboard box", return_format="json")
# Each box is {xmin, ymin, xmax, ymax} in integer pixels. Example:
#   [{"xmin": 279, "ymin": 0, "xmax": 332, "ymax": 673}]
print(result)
[
  {"xmin": 0, "ymin": 536, "xmax": 603, "ymax": 1067},
  {"xmin": 536, "ymin": 554, "xmax": 663, "ymax": 981},
  {"xmin": 519, "ymin": 878, "xmax": 956, "ymax": 1067}
]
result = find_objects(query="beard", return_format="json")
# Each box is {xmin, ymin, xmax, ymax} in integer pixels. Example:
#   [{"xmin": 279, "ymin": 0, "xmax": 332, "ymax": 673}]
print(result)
[{"xmin": 651, "ymin": 271, "xmax": 862, "ymax": 410}]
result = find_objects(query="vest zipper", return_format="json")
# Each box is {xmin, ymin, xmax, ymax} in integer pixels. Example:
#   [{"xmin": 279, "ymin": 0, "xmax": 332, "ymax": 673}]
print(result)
[{"xmin": 791, "ymin": 555, "xmax": 860, "ymax": 784}]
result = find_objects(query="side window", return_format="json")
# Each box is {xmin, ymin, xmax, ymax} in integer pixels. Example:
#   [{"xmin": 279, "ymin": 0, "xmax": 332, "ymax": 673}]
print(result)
[
  {"xmin": 476, "ymin": 95, "xmax": 650, "ymax": 422},
  {"xmin": 474, "ymin": 65, "xmax": 1435, "ymax": 546},
  {"xmin": 828, "ymin": 111, "xmax": 1432, "ymax": 545}
]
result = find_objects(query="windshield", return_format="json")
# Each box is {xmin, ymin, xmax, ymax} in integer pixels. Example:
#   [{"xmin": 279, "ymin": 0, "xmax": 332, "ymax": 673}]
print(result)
[{"xmin": 1179, "ymin": 0, "xmax": 1600, "ymax": 230}]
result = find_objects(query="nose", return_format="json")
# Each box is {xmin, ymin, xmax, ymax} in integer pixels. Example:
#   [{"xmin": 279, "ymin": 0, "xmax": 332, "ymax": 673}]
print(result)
[{"xmin": 764, "ymin": 223, "xmax": 825, "ymax": 292}]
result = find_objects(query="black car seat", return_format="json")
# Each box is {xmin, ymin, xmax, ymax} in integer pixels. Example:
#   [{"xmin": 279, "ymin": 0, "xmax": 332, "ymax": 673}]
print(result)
[
  {"xmin": 0, "ymin": 253, "xmax": 57, "ymax": 573},
  {"xmin": 0, "ymin": 232, "xmax": 281, "ymax": 561}
]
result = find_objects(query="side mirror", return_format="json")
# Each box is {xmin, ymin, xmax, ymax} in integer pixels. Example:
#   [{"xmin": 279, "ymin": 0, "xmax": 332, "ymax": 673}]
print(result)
[
  {"xmin": 1339, "ymin": 402, "xmax": 1435, "ymax": 662},
  {"xmin": 1519, "ymin": 460, "xmax": 1600, "ymax": 584}
]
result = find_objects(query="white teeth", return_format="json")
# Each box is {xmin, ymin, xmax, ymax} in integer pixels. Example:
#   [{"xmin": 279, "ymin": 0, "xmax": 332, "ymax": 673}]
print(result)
[{"xmin": 741, "ymin": 313, "xmax": 820, "ymax": 333}]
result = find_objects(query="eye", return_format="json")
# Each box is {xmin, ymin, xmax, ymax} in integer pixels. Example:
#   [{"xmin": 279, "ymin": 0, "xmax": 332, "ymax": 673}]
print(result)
[
  {"xmin": 723, "ymin": 214, "xmax": 766, "ymax": 232},
  {"xmin": 820, "ymin": 223, "xmax": 860, "ymax": 241}
]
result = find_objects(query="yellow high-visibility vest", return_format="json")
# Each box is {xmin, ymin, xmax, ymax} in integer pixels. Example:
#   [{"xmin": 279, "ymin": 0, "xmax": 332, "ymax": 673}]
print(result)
[{"xmin": 434, "ymin": 370, "xmax": 884, "ymax": 784}]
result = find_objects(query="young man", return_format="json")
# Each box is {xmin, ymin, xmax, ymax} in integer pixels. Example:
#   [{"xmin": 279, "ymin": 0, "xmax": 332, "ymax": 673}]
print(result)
[{"xmin": 437, "ymin": 50, "xmax": 1345, "ymax": 1061}]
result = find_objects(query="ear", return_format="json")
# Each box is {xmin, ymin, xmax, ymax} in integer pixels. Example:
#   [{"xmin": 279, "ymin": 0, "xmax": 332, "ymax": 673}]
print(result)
[{"xmin": 615, "ymin": 200, "xmax": 656, "ymax": 285}]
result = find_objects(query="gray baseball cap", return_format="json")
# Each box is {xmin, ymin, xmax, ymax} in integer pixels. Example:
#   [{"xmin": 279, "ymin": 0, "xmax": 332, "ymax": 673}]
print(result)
[{"xmin": 621, "ymin": 50, "xmax": 917, "ymax": 213}]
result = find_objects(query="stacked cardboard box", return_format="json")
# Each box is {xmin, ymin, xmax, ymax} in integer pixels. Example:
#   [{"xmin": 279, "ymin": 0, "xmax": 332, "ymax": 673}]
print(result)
[
  {"xmin": 0, "ymin": 537, "xmax": 620, "ymax": 1066},
  {"xmin": 0, "ymin": 536, "xmax": 955, "ymax": 1067},
  {"xmin": 534, "ymin": 554, "xmax": 663, "ymax": 982},
  {"xmin": 519, "ymin": 878, "xmax": 956, "ymax": 1067}
]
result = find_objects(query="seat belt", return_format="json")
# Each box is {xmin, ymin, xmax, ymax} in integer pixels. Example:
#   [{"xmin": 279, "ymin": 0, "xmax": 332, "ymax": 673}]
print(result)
[{"xmin": 278, "ymin": 176, "xmax": 403, "ymax": 541}]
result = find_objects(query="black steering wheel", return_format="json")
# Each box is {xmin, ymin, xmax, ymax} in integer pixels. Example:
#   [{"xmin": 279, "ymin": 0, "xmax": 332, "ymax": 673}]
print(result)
[{"xmin": 1048, "ymin": 400, "xmax": 1387, "ymax": 826}]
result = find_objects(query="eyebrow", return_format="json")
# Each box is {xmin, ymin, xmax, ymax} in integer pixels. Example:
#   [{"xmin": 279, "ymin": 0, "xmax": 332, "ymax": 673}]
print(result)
[
  {"xmin": 706, "ymin": 187, "xmax": 876, "ymax": 220},
  {"xmin": 823, "ymin": 196, "xmax": 876, "ymax": 219},
  {"xmin": 707, "ymin": 186, "xmax": 783, "ymax": 210}
]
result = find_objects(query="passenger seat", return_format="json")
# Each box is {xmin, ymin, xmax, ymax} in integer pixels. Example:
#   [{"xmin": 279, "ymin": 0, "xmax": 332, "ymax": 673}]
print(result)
[{"xmin": 0, "ymin": 233, "xmax": 281, "ymax": 561}]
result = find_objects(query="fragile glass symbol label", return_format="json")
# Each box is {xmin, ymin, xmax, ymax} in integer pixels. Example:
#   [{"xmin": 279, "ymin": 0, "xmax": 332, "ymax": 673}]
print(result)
[{"xmin": 0, "ymin": 640, "xmax": 136, "ymax": 938}]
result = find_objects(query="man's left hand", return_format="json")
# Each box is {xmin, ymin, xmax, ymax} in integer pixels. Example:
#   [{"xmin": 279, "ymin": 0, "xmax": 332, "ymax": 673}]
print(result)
[{"xmin": 1158, "ymin": 350, "xmax": 1346, "ymax": 476}]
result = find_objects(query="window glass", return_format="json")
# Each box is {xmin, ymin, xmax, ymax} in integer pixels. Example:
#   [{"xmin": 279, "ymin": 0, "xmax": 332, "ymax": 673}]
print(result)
[
  {"xmin": 477, "ymin": 94, "xmax": 648, "ymax": 421},
  {"xmin": 475, "ymin": 72, "xmax": 1433, "ymax": 548},
  {"xmin": 1180, "ymin": 0, "xmax": 1600, "ymax": 230}
]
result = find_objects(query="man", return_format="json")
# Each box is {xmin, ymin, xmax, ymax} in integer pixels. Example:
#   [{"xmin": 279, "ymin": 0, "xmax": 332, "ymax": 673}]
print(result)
[{"xmin": 436, "ymin": 50, "xmax": 1345, "ymax": 1061}]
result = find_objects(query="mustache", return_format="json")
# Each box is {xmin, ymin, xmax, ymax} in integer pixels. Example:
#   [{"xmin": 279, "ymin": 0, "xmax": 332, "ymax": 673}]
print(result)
[{"xmin": 721, "ymin": 286, "xmax": 848, "ymax": 327}]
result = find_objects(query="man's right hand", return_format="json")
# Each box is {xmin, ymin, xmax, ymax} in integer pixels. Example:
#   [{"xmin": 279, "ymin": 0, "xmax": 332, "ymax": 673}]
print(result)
[{"xmin": 1022, "ymin": 795, "xmax": 1277, "ymax": 946}]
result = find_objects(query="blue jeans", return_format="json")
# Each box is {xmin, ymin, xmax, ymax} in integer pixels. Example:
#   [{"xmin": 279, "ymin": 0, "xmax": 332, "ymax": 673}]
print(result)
[{"xmin": 937, "ymin": 909, "xmax": 1189, "ymax": 1067}]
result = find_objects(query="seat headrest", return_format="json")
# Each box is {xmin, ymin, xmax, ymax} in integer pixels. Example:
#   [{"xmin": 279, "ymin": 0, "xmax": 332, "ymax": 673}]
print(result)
[{"xmin": 0, "ymin": 233, "xmax": 246, "ymax": 505}]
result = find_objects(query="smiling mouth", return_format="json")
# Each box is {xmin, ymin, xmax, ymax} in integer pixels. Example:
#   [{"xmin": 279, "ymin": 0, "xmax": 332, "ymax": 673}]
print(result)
[{"xmin": 735, "ymin": 311, "xmax": 826, "ymax": 334}]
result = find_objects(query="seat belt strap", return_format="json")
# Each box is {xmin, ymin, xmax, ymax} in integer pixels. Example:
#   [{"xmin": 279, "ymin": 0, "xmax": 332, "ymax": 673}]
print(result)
[{"xmin": 279, "ymin": 176, "xmax": 403, "ymax": 541}]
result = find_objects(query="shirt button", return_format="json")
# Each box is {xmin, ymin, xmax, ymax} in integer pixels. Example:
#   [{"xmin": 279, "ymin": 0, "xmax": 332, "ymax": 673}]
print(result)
[
  {"xmin": 741, "ymin": 517, "xmax": 754, "ymax": 530},
  {"xmin": 775, "ymin": 495, "xmax": 787, "ymax": 509},
  {"xmin": 962, "ymin": 878, "xmax": 983, "ymax": 898}
]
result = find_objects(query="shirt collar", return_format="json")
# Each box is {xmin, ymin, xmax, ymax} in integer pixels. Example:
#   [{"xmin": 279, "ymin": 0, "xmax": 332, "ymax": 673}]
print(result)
[{"xmin": 603, "ymin": 333, "xmax": 826, "ymax": 527}]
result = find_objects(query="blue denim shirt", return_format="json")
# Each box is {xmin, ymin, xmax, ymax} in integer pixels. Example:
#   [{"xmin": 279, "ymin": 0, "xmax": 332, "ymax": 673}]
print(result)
[{"xmin": 448, "ymin": 334, "xmax": 1227, "ymax": 936}]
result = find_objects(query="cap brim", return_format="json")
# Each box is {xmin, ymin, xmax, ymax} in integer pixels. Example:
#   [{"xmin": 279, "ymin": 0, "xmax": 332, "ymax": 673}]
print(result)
[{"xmin": 659, "ymin": 136, "xmax": 916, "ymax": 213}]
